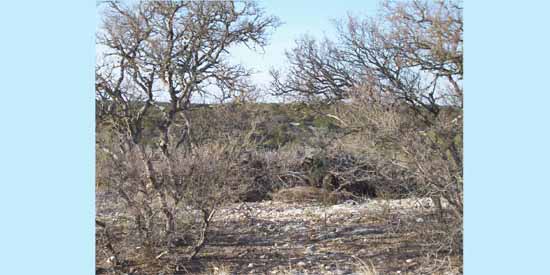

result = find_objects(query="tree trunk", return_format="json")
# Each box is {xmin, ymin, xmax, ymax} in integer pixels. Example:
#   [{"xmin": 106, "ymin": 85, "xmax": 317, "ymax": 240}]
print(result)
[
  {"xmin": 188, "ymin": 209, "xmax": 216, "ymax": 260},
  {"xmin": 136, "ymin": 145, "xmax": 176, "ymax": 237}
]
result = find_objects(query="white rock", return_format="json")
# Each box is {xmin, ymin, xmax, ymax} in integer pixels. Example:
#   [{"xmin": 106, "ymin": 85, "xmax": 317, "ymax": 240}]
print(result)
[
  {"xmin": 106, "ymin": 256, "xmax": 116, "ymax": 264},
  {"xmin": 305, "ymin": 245, "xmax": 317, "ymax": 254}
]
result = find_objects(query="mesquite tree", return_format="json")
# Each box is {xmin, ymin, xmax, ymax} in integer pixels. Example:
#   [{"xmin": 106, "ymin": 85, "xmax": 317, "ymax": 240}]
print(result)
[
  {"xmin": 270, "ymin": 36, "xmax": 357, "ymax": 102},
  {"xmin": 96, "ymin": 0, "xmax": 279, "ymax": 260},
  {"xmin": 271, "ymin": 0, "xmax": 463, "ymax": 222}
]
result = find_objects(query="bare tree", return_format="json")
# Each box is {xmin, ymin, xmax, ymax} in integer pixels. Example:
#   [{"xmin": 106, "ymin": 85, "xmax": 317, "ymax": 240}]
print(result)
[
  {"xmin": 337, "ymin": 0, "xmax": 462, "ymax": 120},
  {"xmin": 270, "ymin": 0, "xmax": 463, "ymax": 253},
  {"xmin": 270, "ymin": 36, "xmax": 356, "ymax": 102},
  {"xmin": 271, "ymin": 0, "xmax": 462, "ymax": 111},
  {"xmin": 96, "ymin": 0, "xmax": 279, "ymax": 263}
]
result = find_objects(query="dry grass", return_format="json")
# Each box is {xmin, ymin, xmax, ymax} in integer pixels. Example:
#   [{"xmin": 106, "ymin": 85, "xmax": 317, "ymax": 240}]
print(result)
[
  {"xmin": 353, "ymin": 256, "xmax": 379, "ymax": 275},
  {"xmin": 270, "ymin": 186, "xmax": 354, "ymax": 204},
  {"xmin": 205, "ymin": 263, "xmax": 232, "ymax": 275}
]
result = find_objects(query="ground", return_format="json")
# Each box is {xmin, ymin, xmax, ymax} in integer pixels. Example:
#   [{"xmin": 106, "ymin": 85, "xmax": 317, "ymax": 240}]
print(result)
[{"xmin": 97, "ymin": 197, "xmax": 462, "ymax": 275}]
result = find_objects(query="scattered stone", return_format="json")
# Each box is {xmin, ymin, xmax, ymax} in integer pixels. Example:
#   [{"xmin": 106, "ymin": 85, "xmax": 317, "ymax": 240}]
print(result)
[
  {"xmin": 98, "ymin": 198, "xmax": 459, "ymax": 274},
  {"xmin": 305, "ymin": 245, "xmax": 317, "ymax": 254},
  {"xmin": 343, "ymin": 199, "xmax": 358, "ymax": 205}
]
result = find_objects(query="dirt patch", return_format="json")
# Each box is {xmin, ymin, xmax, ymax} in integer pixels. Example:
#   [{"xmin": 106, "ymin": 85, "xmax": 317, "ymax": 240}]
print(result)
[
  {"xmin": 96, "ymin": 198, "xmax": 461, "ymax": 274},
  {"xmin": 270, "ymin": 186, "xmax": 355, "ymax": 204}
]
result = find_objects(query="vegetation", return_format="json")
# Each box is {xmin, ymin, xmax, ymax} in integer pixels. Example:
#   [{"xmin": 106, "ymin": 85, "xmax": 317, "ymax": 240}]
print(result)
[{"xmin": 96, "ymin": 0, "xmax": 462, "ymax": 274}]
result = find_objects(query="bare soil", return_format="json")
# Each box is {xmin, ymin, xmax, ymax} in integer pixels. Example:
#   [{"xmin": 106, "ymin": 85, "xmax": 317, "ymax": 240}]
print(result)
[{"xmin": 96, "ymin": 197, "xmax": 462, "ymax": 275}]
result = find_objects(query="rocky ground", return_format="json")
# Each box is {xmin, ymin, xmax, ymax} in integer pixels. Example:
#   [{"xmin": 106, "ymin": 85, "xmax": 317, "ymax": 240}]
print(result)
[{"xmin": 97, "ymin": 197, "xmax": 462, "ymax": 275}]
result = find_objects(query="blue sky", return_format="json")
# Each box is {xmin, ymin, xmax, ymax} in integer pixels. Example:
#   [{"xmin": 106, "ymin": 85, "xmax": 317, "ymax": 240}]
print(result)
[{"xmin": 230, "ymin": 0, "xmax": 379, "ymax": 90}]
